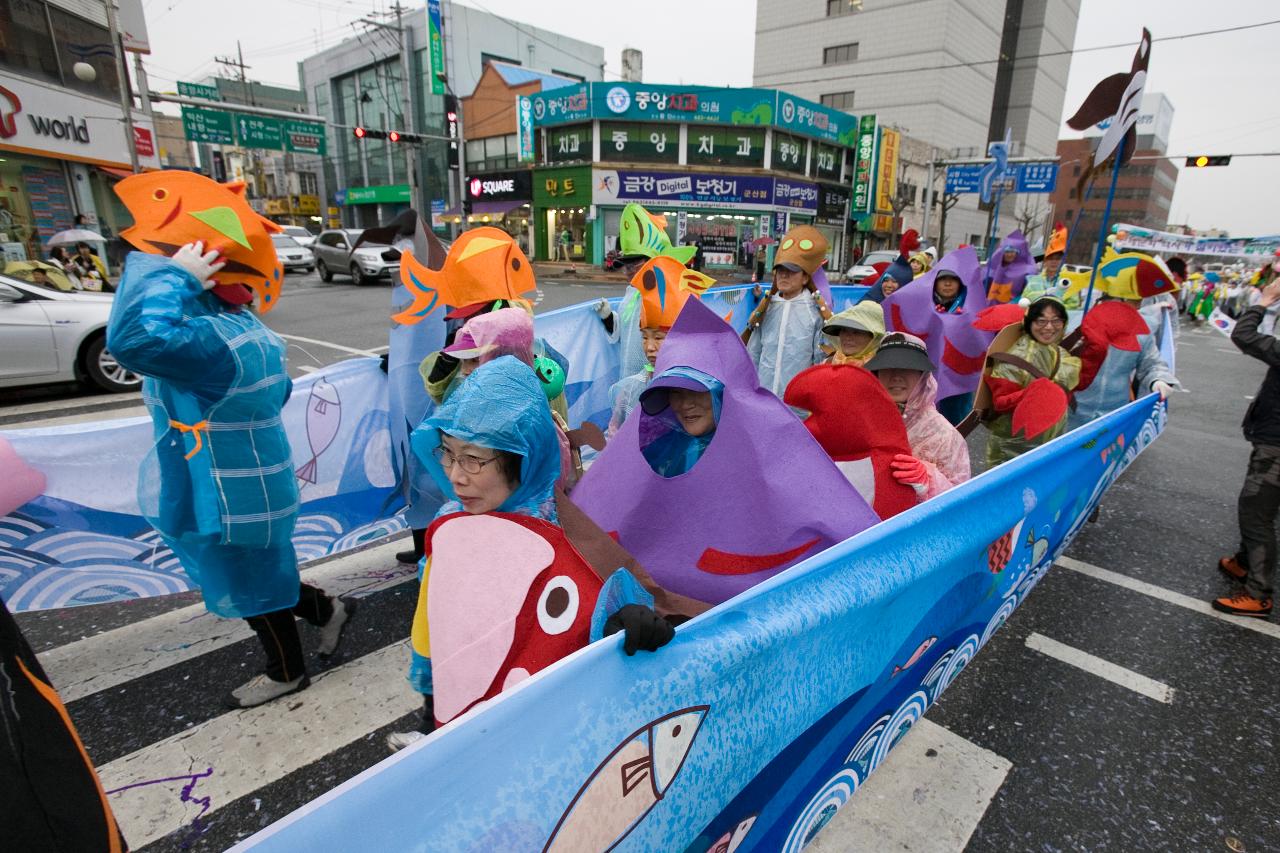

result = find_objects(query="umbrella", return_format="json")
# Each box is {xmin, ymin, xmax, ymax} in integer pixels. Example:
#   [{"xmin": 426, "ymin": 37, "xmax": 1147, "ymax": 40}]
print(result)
[
  {"xmin": 47, "ymin": 228, "xmax": 106, "ymax": 246},
  {"xmin": 4, "ymin": 260, "xmax": 74, "ymax": 291},
  {"xmin": 750, "ymin": 236, "xmax": 778, "ymax": 248}
]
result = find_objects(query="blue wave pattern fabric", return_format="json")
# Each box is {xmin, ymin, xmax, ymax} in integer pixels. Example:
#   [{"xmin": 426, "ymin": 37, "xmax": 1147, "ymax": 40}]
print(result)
[{"xmin": 106, "ymin": 252, "xmax": 300, "ymax": 618}]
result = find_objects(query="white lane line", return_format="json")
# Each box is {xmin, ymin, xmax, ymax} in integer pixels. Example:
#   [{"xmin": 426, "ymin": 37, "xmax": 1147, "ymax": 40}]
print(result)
[
  {"xmin": 1057, "ymin": 556, "xmax": 1280, "ymax": 642},
  {"xmin": 98, "ymin": 640, "xmax": 419, "ymax": 850},
  {"xmin": 296, "ymin": 365, "xmax": 318, "ymax": 374},
  {"xmin": 1025, "ymin": 633, "xmax": 1173, "ymax": 704},
  {"xmin": 276, "ymin": 333, "xmax": 379, "ymax": 357},
  {"xmin": 3, "ymin": 405, "xmax": 150, "ymax": 430},
  {"xmin": 0, "ymin": 393, "xmax": 140, "ymax": 417},
  {"xmin": 368, "ymin": 344, "xmax": 390, "ymax": 354},
  {"xmin": 44, "ymin": 541, "xmax": 415, "ymax": 703},
  {"xmin": 810, "ymin": 719, "xmax": 1011, "ymax": 853}
]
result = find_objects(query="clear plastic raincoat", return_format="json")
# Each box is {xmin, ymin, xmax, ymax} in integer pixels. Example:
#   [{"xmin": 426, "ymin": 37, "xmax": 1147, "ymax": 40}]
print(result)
[
  {"xmin": 901, "ymin": 369, "xmax": 971, "ymax": 499},
  {"xmin": 746, "ymin": 291, "xmax": 826, "ymax": 396}
]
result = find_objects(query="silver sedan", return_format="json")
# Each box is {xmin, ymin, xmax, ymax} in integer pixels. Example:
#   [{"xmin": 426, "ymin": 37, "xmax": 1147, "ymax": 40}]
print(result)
[{"xmin": 0, "ymin": 274, "xmax": 142, "ymax": 393}]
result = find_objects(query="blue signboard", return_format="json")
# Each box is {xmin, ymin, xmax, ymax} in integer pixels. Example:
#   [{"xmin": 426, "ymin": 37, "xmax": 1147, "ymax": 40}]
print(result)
[
  {"xmin": 592, "ymin": 168, "xmax": 776, "ymax": 212},
  {"xmin": 944, "ymin": 164, "xmax": 985, "ymax": 194},
  {"xmin": 772, "ymin": 178, "xmax": 819, "ymax": 213},
  {"xmin": 1015, "ymin": 162, "xmax": 1059, "ymax": 193},
  {"xmin": 945, "ymin": 162, "xmax": 1059, "ymax": 195}
]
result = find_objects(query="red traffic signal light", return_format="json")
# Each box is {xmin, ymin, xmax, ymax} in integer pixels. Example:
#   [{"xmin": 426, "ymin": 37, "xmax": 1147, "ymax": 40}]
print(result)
[
  {"xmin": 1186, "ymin": 155, "xmax": 1231, "ymax": 167},
  {"xmin": 388, "ymin": 130, "xmax": 401, "ymax": 142},
  {"xmin": 353, "ymin": 126, "xmax": 366, "ymax": 139},
  {"xmin": 353, "ymin": 127, "xmax": 387, "ymax": 140}
]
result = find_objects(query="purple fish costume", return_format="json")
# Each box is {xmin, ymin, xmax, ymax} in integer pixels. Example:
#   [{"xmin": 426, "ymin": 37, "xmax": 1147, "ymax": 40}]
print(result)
[
  {"xmin": 982, "ymin": 230, "xmax": 1039, "ymax": 304},
  {"xmin": 882, "ymin": 246, "xmax": 997, "ymax": 412},
  {"xmin": 572, "ymin": 299, "xmax": 879, "ymax": 605}
]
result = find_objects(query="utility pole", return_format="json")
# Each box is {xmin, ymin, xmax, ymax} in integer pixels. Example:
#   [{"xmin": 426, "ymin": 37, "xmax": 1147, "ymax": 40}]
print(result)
[
  {"xmin": 104, "ymin": 0, "xmax": 139, "ymax": 172},
  {"xmin": 215, "ymin": 43, "xmax": 263, "ymax": 198},
  {"xmin": 359, "ymin": 7, "xmax": 421, "ymax": 213}
]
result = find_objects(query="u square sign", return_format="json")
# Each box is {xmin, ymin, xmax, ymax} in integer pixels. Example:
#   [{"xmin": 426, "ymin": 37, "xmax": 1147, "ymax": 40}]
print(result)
[{"xmin": 466, "ymin": 170, "xmax": 533, "ymax": 201}]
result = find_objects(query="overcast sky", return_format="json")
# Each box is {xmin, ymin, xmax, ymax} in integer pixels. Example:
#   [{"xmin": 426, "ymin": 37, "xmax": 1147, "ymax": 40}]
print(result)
[{"xmin": 141, "ymin": 0, "xmax": 1279, "ymax": 236}]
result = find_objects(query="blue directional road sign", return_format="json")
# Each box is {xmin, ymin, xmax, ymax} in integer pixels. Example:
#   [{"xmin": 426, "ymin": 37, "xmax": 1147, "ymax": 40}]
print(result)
[
  {"xmin": 945, "ymin": 162, "xmax": 1058, "ymax": 195},
  {"xmin": 1015, "ymin": 162, "xmax": 1058, "ymax": 193}
]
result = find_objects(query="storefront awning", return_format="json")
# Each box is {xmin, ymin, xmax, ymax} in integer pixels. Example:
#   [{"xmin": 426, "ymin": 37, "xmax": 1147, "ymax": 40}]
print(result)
[
  {"xmin": 96, "ymin": 166, "xmax": 135, "ymax": 181},
  {"xmin": 441, "ymin": 199, "xmax": 529, "ymax": 217}
]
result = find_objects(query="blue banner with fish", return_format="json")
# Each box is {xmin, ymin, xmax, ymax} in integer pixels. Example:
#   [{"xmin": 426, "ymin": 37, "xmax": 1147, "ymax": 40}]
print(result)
[{"xmin": 231, "ymin": 394, "xmax": 1166, "ymax": 853}]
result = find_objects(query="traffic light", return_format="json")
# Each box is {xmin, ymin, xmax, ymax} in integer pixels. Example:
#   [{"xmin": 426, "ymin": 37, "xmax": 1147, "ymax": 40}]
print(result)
[
  {"xmin": 445, "ymin": 93, "xmax": 459, "ymax": 169},
  {"xmin": 353, "ymin": 127, "xmax": 388, "ymax": 141},
  {"xmin": 1186, "ymin": 155, "xmax": 1231, "ymax": 167},
  {"xmin": 388, "ymin": 130, "xmax": 400, "ymax": 143}
]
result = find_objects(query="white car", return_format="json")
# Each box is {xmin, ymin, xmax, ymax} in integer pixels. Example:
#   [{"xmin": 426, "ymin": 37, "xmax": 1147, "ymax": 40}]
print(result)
[
  {"xmin": 844, "ymin": 250, "xmax": 900, "ymax": 284},
  {"xmin": 0, "ymin": 275, "xmax": 142, "ymax": 393},
  {"xmin": 280, "ymin": 226, "xmax": 316, "ymax": 248},
  {"xmin": 272, "ymin": 234, "xmax": 315, "ymax": 274}
]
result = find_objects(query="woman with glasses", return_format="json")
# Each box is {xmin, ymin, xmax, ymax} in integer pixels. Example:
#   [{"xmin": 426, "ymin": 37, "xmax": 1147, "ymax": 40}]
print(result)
[
  {"xmin": 982, "ymin": 296, "xmax": 1082, "ymax": 466},
  {"xmin": 387, "ymin": 356, "xmax": 672, "ymax": 751}
]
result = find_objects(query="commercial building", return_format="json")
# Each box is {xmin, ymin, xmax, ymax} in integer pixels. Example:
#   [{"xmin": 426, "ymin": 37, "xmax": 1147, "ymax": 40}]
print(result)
[
  {"xmin": 525, "ymin": 82, "xmax": 858, "ymax": 268},
  {"xmin": 1048, "ymin": 93, "xmax": 1177, "ymax": 265},
  {"xmin": 0, "ymin": 0, "xmax": 161, "ymax": 265},
  {"xmin": 752, "ymin": 0, "xmax": 1080, "ymax": 252},
  {"xmin": 302, "ymin": 1, "xmax": 604, "ymax": 229}
]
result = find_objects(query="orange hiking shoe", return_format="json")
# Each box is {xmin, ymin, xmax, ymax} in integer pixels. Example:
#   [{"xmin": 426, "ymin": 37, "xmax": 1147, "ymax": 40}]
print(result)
[
  {"xmin": 1211, "ymin": 592, "xmax": 1273, "ymax": 618},
  {"xmin": 1218, "ymin": 556, "xmax": 1247, "ymax": 581}
]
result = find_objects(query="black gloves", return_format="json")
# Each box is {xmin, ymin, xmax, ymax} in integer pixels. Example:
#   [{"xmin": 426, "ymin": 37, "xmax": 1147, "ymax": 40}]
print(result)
[
  {"xmin": 604, "ymin": 604, "xmax": 676, "ymax": 655},
  {"xmin": 378, "ymin": 352, "xmax": 390, "ymax": 373},
  {"xmin": 427, "ymin": 351, "xmax": 459, "ymax": 384}
]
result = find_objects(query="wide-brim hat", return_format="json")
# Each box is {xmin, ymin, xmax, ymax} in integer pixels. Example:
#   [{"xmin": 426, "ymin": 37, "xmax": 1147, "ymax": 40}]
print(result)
[
  {"xmin": 822, "ymin": 314, "xmax": 873, "ymax": 336},
  {"xmin": 865, "ymin": 333, "xmax": 933, "ymax": 374}
]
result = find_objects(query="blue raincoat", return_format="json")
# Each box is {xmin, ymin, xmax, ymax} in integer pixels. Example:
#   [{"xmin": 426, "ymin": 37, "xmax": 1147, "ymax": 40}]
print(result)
[
  {"xmin": 638, "ymin": 367, "xmax": 725, "ymax": 478},
  {"xmin": 607, "ymin": 368, "xmax": 649, "ymax": 438},
  {"xmin": 106, "ymin": 253, "xmax": 300, "ymax": 619},
  {"xmin": 746, "ymin": 291, "xmax": 826, "ymax": 397},
  {"xmin": 404, "ymin": 357, "xmax": 649, "ymax": 694}
]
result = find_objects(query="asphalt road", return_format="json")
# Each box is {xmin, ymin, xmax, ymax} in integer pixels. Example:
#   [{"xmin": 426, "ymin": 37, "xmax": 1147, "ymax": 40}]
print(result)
[
  {"xmin": 0, "ymin": 268, "xmax": 624, "ymax": 429},
  {"xmin": 6, "ymin": 303, "xmax": 1280, "ymax": 851}
]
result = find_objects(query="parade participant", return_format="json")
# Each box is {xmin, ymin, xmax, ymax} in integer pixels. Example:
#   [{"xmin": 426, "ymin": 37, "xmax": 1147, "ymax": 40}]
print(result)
[
  {"xmin": 607, "ymin": 256, "xmax": 714, "ymax": 438},
  {"xmin": 784, "ymin": 364, "xmax": 918, "ymax": 518},
  {"xmin": 822, "ymin": 302, "xmax": 885, "ymax": 367},
  {"xmin": 1187, "ymin": 272, "xmax": 1219, "ymax": 324},
  {"xmin": 909, "ymin": 250, "xmax": 933, "ymax": 276},
  {"xmin": 858, "ymin": 230, "xmax": 920, "ymax": 304},
  {"xmin": 0, "ymin": 437, "xmax": 128, "ymax": 852},
  {"xmin": 743, "ymin": 224, "xmax": 834, "ymax": 396},
  {"xmin": 883, "ymin": 246, "xmax": 996, "ymax": 426},
  {"xmin": 106, "ymin": 242, "xmax": 355, "ymax": 708},
  {"xmin": 575, "ymin": 299, "xmax": 879, "ymax": 607},
  {"xmin": 1064, "ymin": 251, "xmax": 1179, "ymax": 431},
  {"xmin": 865, "ymin": 333, "xmax": 971, "ymax": 500},
  {"xmin": 1020, "ymin": 223, "xmax": 1068, "ymax": 304},
  {"xmin": 984, "ymin": 230, "xmax": 1039, "ymax": 304},
  {"xmin": 1215, "ymin": 280, "xmax": 1280, "ymax": 617},
  {"xmin": 638, "ymin": 370, "xmax": 721, "ymax": 478},
  {"xmin": 390, "ymin": 357, "xmax": 672, "ymax": 748},
  {"xmin": 978, "ymin": 297, "xmax": 1082, "ymax": 466}
]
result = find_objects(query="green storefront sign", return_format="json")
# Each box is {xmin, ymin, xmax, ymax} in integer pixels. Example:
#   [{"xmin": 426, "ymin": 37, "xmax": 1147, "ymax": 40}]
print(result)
[
  {"xmin": 237, "ymin": 115, "xmax": 283, "ymax": 151},
  {"xmin": 851, "ymin": 114, "xmax": 877, "ymax": 215},
  {"xmin": 533, "ymin": 166, "xmax": 591, "ymax": 207},
  {"xmin": 599, "ymin": 122, "xmax": 678, "ymax": 164},
  {"xmin": 686, "ymin": 127, "xmax": 766, "ymax": 169},
  {"xmin": 546, "ymin": 124, "xmax": 592, "ymax": 164},
  {"xmin": 533, "ymin": 166, "xmax": 593, "ymax": 263},
  {"xmin": 178, "ymin": 81, "xmax": 220, "ymax": 101},
  {"xmin": 181, "ymin": 106, "xmax": 234, "ymax": 144},
  {"xmin": 342, "ymin": 185, "xmax": 411, "ymax": 205}
]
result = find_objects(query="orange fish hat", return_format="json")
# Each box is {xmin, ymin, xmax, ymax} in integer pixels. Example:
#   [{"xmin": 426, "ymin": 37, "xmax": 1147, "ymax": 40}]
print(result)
[
  {"xmin": 631, "ymin": 256, "xmax": 715, "ymax": 330},
  {"xmin": 394, "ymin": 226, "xmax": 537, "ymax": 326},
  {"xmin": 114, "ymin": 171, "xmax": 285, "ymax": 312}
]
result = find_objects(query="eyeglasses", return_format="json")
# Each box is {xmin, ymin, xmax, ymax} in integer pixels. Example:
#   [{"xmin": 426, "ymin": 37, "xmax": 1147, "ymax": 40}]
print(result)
[
  {"xmin": 1031, "ymin": 317, "xmax": 1065, "ymax": 328},
  {"xmin": 433, "ymin": 446, "xmax": 501, "ymax": 475}
]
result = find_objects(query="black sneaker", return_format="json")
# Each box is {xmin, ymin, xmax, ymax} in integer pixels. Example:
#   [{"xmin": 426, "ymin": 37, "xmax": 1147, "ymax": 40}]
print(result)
[{"xmin": 395, "ymin": 548, "xmax": 423, "ymax": 565}]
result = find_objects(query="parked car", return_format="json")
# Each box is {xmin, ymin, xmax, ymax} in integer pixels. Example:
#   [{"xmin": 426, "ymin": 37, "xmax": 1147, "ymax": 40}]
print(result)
[
  {"xmin": 845, "ymin": 250, "xmax": 900, "ymax": 284},
  {"xmin": 272, "ymin": 234, "xmax": 315, "ymax": 274},
  {"xmin": 0, "ymin": 274, "xmax": 142, "ymax": 393},
  {"xmin": 280, "ymin": 225, "xmax": 316, "ymax": 248},
  {"xmin": 311, "ymin": 228, "xmax": 400, "ymax": 285}
]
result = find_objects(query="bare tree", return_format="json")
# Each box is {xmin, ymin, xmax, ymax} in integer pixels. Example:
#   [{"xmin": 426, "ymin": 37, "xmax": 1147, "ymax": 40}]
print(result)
[
  {"xmin": 937, "ymin": 193, "xmax": 960, "ymax": 253},
  {"xmin": 1014, "ymin": 197, "xmax": 1048, "ymax": 246}
]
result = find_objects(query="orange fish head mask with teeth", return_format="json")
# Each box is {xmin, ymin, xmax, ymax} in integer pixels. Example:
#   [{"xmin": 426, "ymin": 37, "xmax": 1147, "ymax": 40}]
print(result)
[
  {"xmin": 631, "ymin": 256, "xmax": 715, "ymax": 330},
  {"xmin": 114, "ymin": 170, "xmax": 285, "ymax": 312}
]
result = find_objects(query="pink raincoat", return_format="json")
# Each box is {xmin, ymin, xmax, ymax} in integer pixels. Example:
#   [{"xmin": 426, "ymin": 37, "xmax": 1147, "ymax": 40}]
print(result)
[{"xmin": 899, "ymin": 346, "xmax": 971, "ymax": 499}]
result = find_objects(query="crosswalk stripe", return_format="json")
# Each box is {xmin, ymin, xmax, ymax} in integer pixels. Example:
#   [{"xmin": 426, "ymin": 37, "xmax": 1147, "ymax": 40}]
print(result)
[
  {"xmin": 1057, "ymin": 556, "xmax": 1280, "ymax": 642},
  {"xmin": 1025, "ymin": 633, "xmax": 1173, "ymax": 704},
  {"xmin": 45, "ymin": 540, "xmax": 414, "ymax": 703},
  {"xmin": 98, "ymin": 640, "xmax": 419, "ymax": 850},
  {"xmin": 810, "ymin": 718, "xmax": 1012, "ymax": 852}
]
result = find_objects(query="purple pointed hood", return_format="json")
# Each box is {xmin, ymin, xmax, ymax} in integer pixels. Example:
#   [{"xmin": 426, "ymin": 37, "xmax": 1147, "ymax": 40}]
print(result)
[
  {"xmin": 572, "ymin": 298, "xmax": 879, "ymax": 605},
  {"xmin": 882, "ymin": 246, "xmax": 996, "ymax": 401},
  {"xmin": 984, "ymin": 230, "xmax": 1038, "ymax": 297}
]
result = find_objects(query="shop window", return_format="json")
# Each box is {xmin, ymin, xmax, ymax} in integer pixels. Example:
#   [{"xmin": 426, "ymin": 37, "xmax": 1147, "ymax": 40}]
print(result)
[
  {"xmin": 823, "ymin": 43, "xmax": 859, "ymax": 65},
  {"xmin": 1, "ymin": 0, "xmax": 61, "ymax": 86},
  {"xmin": 772, "ymin": 131, "xmax": 807, "ymax": 175},
  {"xmin": 546, "ymin": 124, "xmax": 591, "ymax": 164},
  {"xmin": 48, "ymin": 5, "xmax": 122, "ymax": 102},
  {"xmin": 600, "ymin": 122, "xmax": 679, "ymax": 164},
  {"xmin": 687, "ymin": 127, "xmax": 765, "ymax": 169},
  {"xmin": 820, "ymin": 91, "xmax": 856, "ymax": 112}
]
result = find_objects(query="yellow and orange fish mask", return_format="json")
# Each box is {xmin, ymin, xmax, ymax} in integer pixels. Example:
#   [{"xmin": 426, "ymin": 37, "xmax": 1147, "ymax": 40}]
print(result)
[
  {"xmin": 632, "ymin": 256, "xmax": 715, "ymax": 330},
  {"xmin": 115, "ymin": 171, "xmax": 285, "ymax": 312},
  {"xmin": 394, "ymin": 226, "xmax": 537, "ymax": 325}
]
